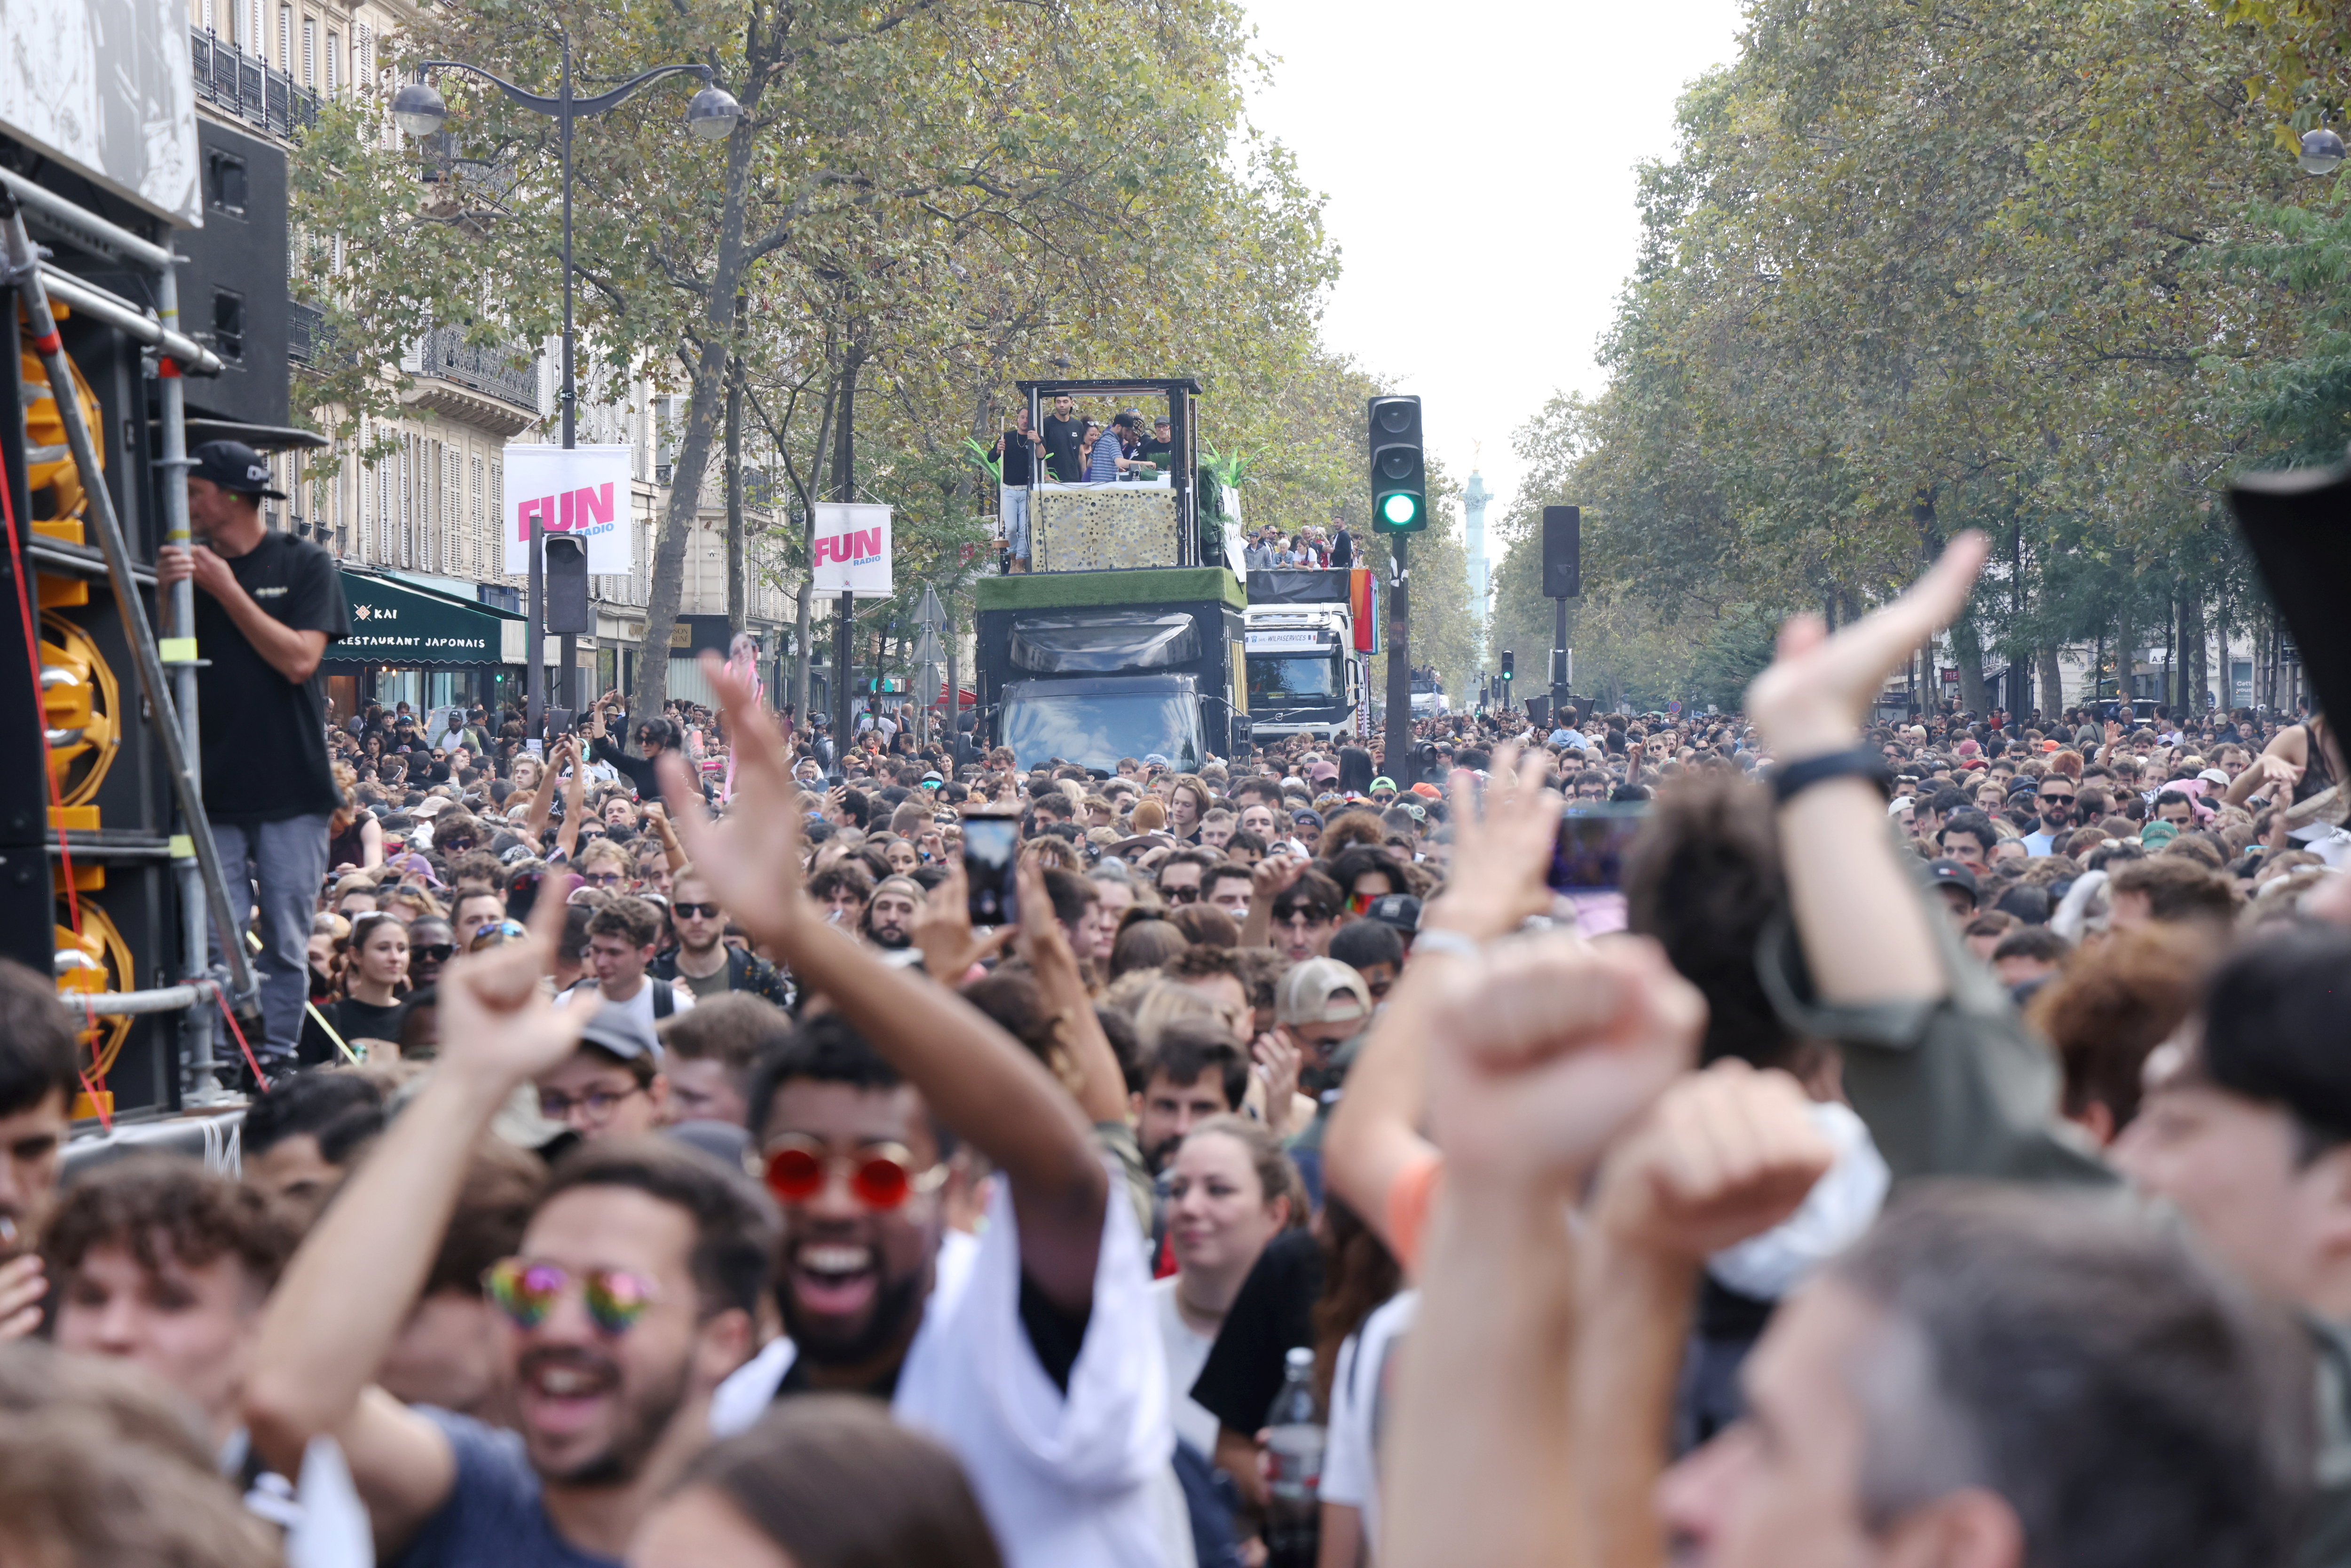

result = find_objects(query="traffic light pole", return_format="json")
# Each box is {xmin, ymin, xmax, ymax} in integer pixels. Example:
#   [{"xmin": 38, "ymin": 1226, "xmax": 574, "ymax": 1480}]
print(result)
[
  {"xmin": 1552, "ymin": 594, "xmax": 1569, "ymax": 721},
  {"xmin": 1384, "ymin": 536, "xmax": 1412, "ymax": 783}
]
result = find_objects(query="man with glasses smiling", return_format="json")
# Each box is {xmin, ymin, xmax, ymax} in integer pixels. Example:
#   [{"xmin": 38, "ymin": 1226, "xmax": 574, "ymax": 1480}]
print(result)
[
  {"xmin": 2024, "ymin": 777, "xmax": 2077, "ymax": 856},
  {"xmin": 243, "ymin": 900, "xmax": 773, "ymax": 1568}
]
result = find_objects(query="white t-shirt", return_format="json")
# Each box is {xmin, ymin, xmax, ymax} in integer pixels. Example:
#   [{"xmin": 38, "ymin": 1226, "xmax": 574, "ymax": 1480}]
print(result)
[
  {"xmin": 713, "ymin": 1173, "xmax": 1180, "ymax": 1568},
  {"xmin": 1321, "ymin": 1289, "xmax": 1418, "ymax": 1556},
  {"xmin": 1148, "ymin": 1276, "xmax": 1220, "ymax": 1455},
  {"xmin": 551, "ymin": 974, "xmax": 693, "ymax": 1027}
]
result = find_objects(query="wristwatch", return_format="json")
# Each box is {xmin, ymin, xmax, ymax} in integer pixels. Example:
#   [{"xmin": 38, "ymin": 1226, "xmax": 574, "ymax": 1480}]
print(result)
[{"xmin": 1769, "ymin": 746, "xmax": 1894, "ymax": 806}]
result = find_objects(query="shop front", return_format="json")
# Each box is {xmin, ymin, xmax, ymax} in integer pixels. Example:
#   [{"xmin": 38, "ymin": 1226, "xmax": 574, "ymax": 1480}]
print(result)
[{"xmin": 323, "ymin": 570, "xmax": 528, "ymax": 725}]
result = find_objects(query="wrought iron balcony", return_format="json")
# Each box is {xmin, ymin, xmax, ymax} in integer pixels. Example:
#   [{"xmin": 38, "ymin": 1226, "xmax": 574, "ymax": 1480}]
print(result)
[
  {"xmin": 415, "ymin": 326, "xmax": 540, "ymax": 415},
  {"xmin": 189, "ymin": 30, "xmax": 322, "ymax": 142}
]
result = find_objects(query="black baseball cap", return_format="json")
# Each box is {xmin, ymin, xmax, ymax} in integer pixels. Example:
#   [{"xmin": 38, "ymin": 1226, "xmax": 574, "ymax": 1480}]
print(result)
[
  {"xmin": 189, "ymin": 439, "xmax": 287, "ymax": 498},
  {"xmin": 1925, "ymin": 859, "xmax": 1980, "ymax": 904}
]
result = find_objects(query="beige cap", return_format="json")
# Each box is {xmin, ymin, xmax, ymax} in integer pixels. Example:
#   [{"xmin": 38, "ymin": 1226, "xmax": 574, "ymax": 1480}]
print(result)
[{"xmin": 1275, "ymin": 956, "xmax": 1372, "ymax": 1027}]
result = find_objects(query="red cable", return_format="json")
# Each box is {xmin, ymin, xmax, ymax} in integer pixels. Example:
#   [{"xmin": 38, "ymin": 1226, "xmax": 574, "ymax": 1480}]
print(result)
[{"xmin": 214, "ymin": 985, "xmax": 268, "ymax": 1092}]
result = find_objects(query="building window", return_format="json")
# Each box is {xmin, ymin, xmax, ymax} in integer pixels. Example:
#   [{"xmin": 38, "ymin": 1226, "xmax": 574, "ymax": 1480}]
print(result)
[
  {"xmin": 326, "ymin": 32, "xmax": 338, "ymax": 90},
  {"xmin": 301, "ymin": 16, "xmax": 315, "ymax": 86},
  {"xmin": 490, "ymin": 462, "xmax": 503, "ymax": 576},
  {"xmin": 278, "ymin": 6, "xmax": 291, "ymax": 69},
  {"xmin": 470, "ymin": 456, "xmax": 485, "ymax": 576}
]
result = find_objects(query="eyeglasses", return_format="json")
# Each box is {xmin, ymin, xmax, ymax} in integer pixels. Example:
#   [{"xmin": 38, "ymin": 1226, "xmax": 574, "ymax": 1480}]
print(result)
[
  {"xmin": 1273, "ymin": 909, "xmax": 1332, "ymax": 929},
  {"xmin": 2039, "ymin": 794, "xmax": 2074, "ymax": 806},
  {"xmin": 538, "ymin": 1083, "xmax": 646, "ymax": 1123},
  {"xmin": 672, "ymin": 901, "xmax": 722, "ymax": 920},
  {"xmin": 1163, "ymin": 883, "xmax": 1200, "ymax": 904},
  {"xmin": 484, "ymin": 1258, "xmax": 661, "ymax": 1335},
  {"xmin": 413, "ymin": 943, "xmax": 455, "ymax": 964},
  {"xmin": 470, "ymin": 920, "xmax": 528, "ymax": 951},
  {"xmin": 440, "ymin": 837, "xmax": 476, "ymax": 853},
  {"xmin": 581, "ymin": 870, "xmax": 625, "ymax": 888},
  {"xmin": 762, "ymin": 1134, "xmax": 947, "ymax": 1210}
]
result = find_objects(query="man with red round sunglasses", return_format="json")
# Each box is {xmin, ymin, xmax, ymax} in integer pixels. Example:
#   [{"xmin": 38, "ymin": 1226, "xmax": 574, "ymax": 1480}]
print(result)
[{"xmin": 669, "ymin": 655, "xmax": 1180, "ymax": 1568}]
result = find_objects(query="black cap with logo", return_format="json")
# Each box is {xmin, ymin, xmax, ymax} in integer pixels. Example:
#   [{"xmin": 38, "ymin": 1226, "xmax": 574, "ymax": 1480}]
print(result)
[{"xmin": 188, "ymin": 439, "xmax": 287, "ymax": 499}]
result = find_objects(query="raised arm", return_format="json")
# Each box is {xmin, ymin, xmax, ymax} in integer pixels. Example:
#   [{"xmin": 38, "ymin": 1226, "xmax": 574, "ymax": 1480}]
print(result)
[
  {"xmin": 555, "ymin": 743, "xmax": 589, "ymax": 861},
  {"xmin": 1744, "ymin": 532, "xmax": 1988, "ymax": 1008},
  {"xmin": 243, "ymin": 876, "xmax": 590, "ymax": 1557},
  {"xmin": 662, "ymin": 657, "xmax": 1108, "ymax": 1310},
  {"xmin": 1382, "ymin": 936, "xmax": 1701, "ymax": 1568},
  {"xmin": 1323, "ymin": 745, "xmax": 1557, "ymax": 1260}
]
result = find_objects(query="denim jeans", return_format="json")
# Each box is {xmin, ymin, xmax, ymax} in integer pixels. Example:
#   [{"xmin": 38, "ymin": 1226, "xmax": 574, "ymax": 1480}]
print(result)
[
  {"xmin": 210, "ymin": 811, "xmax": 331, "ymax": 1065},
  {"xmin": 1002, "ymin": 486, "xmax": 1031, "ymax": 561}
]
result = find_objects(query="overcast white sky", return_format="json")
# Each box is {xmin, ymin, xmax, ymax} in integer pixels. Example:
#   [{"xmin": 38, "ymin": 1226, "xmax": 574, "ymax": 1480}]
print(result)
[{"xmin": 1239, "ymin": 0, "xmax": 1749, "ymax": 566}]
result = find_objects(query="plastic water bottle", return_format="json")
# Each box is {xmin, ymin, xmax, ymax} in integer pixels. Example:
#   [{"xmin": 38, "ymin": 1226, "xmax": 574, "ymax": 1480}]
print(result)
[{"xmin": 1262, "ymin": 1345, "xmax": 1324, "ymax": 1568}]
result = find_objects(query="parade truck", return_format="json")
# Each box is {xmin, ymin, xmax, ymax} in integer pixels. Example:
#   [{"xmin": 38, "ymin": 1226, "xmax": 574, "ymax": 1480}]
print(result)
[
  {"xmin": 971, "ymin": 375, "xmax": 1255, "ymax": 772},
  {"xmin": 973, "ymin": 567, "xmax": 1249, "ymax": 773},
  {"xmin": 1242, "ymin": 568, "xmax": 1373, "ymax": 741}
]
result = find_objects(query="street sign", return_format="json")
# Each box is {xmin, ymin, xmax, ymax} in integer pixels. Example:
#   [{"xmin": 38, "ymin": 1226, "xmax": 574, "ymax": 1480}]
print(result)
[{"xmin": 917, "ymin": 586, "xmax": 946, "ymax": 627}]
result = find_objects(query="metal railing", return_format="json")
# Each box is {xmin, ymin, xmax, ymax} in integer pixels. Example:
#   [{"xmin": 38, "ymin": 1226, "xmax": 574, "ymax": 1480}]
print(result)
[
  {"xmin": 416, "ymin": 324, "xmax": 541, "ymax": 414},
  {"xmin": 190, "ymin": 31, "xmax": 322, "ymax": 141}
]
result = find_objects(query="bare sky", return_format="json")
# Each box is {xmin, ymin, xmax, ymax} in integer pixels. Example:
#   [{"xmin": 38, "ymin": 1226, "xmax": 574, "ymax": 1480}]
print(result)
[{"xmin": 1239, "ymin": 0, "xmax": 1748, "ymax": 564}]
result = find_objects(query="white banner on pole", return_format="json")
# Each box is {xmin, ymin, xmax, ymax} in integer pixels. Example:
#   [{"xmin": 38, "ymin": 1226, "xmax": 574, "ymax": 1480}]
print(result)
[
  {"xmin": 502, "ymin": 444, "xmax": 634, "ymax": 575},
  {"xmin": 813, "ymin": 502, "xmax": 893, "ymax": 598}
]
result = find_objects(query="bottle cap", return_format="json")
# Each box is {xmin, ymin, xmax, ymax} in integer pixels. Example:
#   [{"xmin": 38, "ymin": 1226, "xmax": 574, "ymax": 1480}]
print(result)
[{"xmin": 1284, "ymin": 1346, "xmax": 1314, "ymax": 1371}]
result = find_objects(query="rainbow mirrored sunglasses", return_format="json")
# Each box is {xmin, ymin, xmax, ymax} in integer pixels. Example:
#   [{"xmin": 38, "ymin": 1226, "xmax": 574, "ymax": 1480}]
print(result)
[{"xmin": 483, "ymin": 1258, "xmax": 661, "ymax": 1334}]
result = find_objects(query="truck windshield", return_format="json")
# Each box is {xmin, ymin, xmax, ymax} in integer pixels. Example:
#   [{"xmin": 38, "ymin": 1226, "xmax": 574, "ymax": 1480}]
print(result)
[
  {"xmin": 1248, "ymin": 652, "xmax": 1343, "ymax": 705},
  {"xmin": 1001, "ymin": 688, "xmax": 1203, "ymax": 773}
]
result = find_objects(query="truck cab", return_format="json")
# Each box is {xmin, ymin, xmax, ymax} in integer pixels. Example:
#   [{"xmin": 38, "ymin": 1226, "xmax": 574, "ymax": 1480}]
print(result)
[
  {"xmin": 1244, "ymin": 605, "xmax": 1358, "ymax": 740},
  {"xmin": 998, "ymin": 672, "xmax": 1208, "ymax": 774}
]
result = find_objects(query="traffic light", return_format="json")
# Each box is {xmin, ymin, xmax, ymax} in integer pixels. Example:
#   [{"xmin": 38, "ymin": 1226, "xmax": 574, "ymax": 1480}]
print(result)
[
  {"xmin": 1366, "ymin": 394, "xmax": 1426, "ymax": 533},
  {"xmin": 1501, "ymin": 650, "xmax": 1515, "ymax": 686}
]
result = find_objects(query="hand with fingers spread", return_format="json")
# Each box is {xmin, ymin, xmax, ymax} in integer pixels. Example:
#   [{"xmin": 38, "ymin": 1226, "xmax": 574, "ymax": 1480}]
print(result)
[
  {"xmin": 1589, "ymin": 1059, "xmax": 1836, "ymax": 1261},
  {"xmin": 1424, "ymin": 742, "xmax": 1562, "ymax": 941},
  {"xmin": 433, "ymin": 868, "xmax": 594, "ymax": 1093},
  {"xmin": 915, "ymin": 866, "xmax": 1015, "ymax": 982},
  {"xmin": 1745, "ymin": 531, "xmax": 1990, "ymax": 759},
  {"xmin": 1425, "ymin": 933, "xmax": 1704, "ymax": 1190},
  {"xmin": 658, "ymin": 653, "xmax": 818, "ymax": 950}
]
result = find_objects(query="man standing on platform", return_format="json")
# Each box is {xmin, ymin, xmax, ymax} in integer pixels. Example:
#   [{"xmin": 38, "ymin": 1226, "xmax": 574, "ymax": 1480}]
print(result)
[{"xmin": 157, "ymin": 440, "xmax": 348, "ymax": 1079}]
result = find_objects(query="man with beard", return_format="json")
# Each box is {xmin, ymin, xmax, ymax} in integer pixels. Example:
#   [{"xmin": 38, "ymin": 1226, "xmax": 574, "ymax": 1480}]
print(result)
[
  {"xmin": 669, "ymin": 655, "xmax": 1177, "ymax": 1568},
  {"xmin": 242, "ymin": 890, "xmax": 772, "ymax": 1567},
  {"xmin": 860, "ymin": 875, "xmax": 923, "ymax": 952}
]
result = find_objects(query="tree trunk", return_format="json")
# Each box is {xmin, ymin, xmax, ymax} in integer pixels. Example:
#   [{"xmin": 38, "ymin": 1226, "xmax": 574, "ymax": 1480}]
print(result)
[
  {"xmin": 725, "ymin": 348, "xmax": 746, "ymax": 638},
  {"xmin": 2037, "ymin": 646, "xmax": 2065, "ymax": 722},
  {"xmin": 629, "ymin": 78, "xmax": 761, "ymax": 736},
  {"xmin": 2182, "ymin": 584, "xmax": 2205, "ymax": 714},
  {"xmin": 1953, "ymin": 609, "xmax": 1991, "ymax": 718}
]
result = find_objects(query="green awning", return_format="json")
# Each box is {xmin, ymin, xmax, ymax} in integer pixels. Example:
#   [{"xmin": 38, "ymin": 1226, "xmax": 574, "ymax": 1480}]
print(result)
[{"xmin": 331, "ymin": 570, "xmax": 519, "ymax": 666}]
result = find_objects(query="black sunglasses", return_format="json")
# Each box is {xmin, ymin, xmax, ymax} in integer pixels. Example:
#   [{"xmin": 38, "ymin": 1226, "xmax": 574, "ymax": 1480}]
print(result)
[
  {"xmin": 672, "ymin": 901, "xmax": 723, "ymax": 919},
  {"xmin": 413, "ymin": 943, "xmax": 455, "ymax": 964}
]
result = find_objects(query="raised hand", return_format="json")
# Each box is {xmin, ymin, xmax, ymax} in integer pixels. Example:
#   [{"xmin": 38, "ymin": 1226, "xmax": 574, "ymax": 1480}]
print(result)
[
  {"xmin": 1589, "ymin": 1059, "xmax": 1835, "ymax": 1261},
  {"xmin": 1424, "ymin": 742, "xmax": 1560, "ymax": 941},
  {"xmin": 1252, "ymin": 1028, "xmax": 1303, "ymax": 1137},
  {"xmin": 916, "ymin": 866, "xmax": 1014, "ymax": 982},
  {"xmin": 1425, "ymin": 933, "xmax": 1703, "ymax": 1190},
  {"xmin": 1250, "ymin": 851, "xmax": 1309, "ymax": 904},
  {"xmin": 1746, "ymin": 532, "xmax": 1989, "ymax": 758},
  {"xmin": 434, "ymin": 868, "xmax": 592, "ymax": 1093},
  {"xmin": 659, "ymin": 652, "xmax": 817, "ymax": 951},
  {"xmin": 0, "ymin": 1253, "xmax": 45, "ymax": 1340}
]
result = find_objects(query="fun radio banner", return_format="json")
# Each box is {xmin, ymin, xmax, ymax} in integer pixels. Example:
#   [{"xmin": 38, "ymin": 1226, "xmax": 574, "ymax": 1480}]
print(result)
[
  {"xmin": 503, "ymin": 444, "xmax": 634, "ymax": 575},
  {"xmin": 811, "ymin": 502, "xmax": 894, "ymax": 598}
]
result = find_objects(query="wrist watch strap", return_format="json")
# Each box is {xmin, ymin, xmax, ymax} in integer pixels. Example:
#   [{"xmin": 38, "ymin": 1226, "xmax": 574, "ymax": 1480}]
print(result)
[{"xmin": 1770, "ymin": 745, "xmax": 1894, "ymax": 806}]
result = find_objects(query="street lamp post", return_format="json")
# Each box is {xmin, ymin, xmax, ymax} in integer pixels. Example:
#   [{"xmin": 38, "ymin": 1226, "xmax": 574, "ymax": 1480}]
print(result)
[{"xmin": 391, "ymin": 37, "xmax": 739, "ymax": 735}]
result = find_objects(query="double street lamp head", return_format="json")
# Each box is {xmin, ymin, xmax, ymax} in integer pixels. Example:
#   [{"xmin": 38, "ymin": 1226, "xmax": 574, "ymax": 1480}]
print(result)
[
  {"xmin": 388, "ymin": 71, "xmax": 741, "ymax": 141},
  {"xmin": 2301, "ymin": 126, "xmax": 2346, "ymax": 177}
]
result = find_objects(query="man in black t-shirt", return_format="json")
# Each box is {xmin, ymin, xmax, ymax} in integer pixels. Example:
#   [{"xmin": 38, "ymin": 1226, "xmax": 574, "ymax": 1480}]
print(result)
[
  {"xmin": 1137, "ymin": 415, "xmax": 1174, "ymax": 463},
  {"xmin": 158, "ymin": 440, "xmax": 349, "ymax": 1074},
  {"xmin": 991, "ymin": 407, "xmax": 1042, "ymax": 573},
  {"xmin": 1040, "ymin": 392, "xmax": 1083, "ymax": 482}
]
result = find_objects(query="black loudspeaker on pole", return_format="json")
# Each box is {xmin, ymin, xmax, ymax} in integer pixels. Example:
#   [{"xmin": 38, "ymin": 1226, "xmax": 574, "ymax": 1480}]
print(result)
[{"xmin": 1543, "ymin": 506, "xmax": 1580, "ymax": 720}]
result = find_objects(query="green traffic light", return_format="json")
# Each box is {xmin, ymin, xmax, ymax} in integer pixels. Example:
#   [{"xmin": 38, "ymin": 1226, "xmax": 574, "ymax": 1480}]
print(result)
[{"xmin": 1381, "ymin": 492, "xmax": 1418, "ymax": 526}]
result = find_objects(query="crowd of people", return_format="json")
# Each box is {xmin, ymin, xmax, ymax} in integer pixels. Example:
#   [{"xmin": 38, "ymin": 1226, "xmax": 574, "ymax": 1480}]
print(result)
[
  {"xmin": 1242, "ymin": 524, "xmax": 1354, "ymax": 572},
  {"xmin": 4, "ymin": 512, "xmax": 2351, "ymax": 1568}
]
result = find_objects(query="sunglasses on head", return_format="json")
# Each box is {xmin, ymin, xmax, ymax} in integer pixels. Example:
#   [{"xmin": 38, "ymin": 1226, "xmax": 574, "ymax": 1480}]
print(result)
[
  {"xmin": 470, "ymin": 920, "xmax": 528, "ymax": 951},
  {"xmin": 762, "ymin": 1134, "xmax": 947, "ymax": 1210},
  {"xmin": 484, "ymin": 1258, "xmax": 660, "ymax": 1334}
]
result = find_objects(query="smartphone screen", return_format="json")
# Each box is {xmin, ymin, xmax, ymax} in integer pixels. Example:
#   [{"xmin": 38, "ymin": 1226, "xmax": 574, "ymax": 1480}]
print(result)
[
  {"xmin": 1546, "ymin": 803, "xmax": 1649, "ymax": 893},
  {"xmin": 962, "ymin": 816, "xmax": 1019, "ymax": 927}
]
